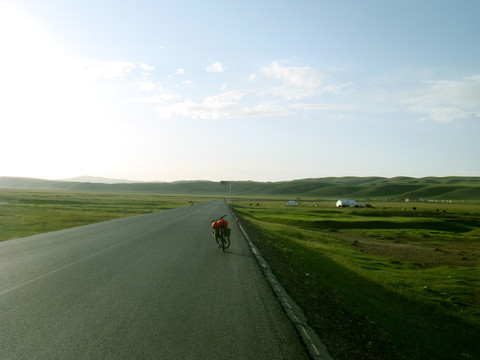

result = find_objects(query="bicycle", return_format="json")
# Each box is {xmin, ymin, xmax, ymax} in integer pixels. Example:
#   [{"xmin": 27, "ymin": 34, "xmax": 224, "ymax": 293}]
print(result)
[{"xmin": 211, "ymin": 215, "xmax": 231, "ymax": 252}]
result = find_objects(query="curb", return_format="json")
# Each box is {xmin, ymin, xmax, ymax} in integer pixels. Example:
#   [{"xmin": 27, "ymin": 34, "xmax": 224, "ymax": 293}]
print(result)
[{"xmin": 229, "ymin": 207, "xmax": 334, "ymax": 360}]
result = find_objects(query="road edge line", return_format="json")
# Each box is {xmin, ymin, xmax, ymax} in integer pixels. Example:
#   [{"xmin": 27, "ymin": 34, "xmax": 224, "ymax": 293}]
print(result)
[{"xmin": 229, "ymin": 206, "xmax": 334, "ymax": 360}]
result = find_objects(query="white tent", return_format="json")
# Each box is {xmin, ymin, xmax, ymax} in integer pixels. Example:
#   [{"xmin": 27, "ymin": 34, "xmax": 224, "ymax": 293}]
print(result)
[
  {"xmin": 336, "ymin": 199, "xmax": 357, "ymax": 208},
  {"xmin": 286, "ymin": 200, "xmax": 299, "ymax": 206}
]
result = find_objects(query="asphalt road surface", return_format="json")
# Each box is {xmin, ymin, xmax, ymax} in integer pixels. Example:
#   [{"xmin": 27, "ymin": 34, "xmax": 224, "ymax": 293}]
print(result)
[{"xmin": 0, "ymin": 200, "xmax": 310, "ymax": 359}]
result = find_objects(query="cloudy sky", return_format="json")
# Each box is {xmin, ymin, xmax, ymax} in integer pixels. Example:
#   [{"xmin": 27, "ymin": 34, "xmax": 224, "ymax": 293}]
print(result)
[{"xmin": 1, "ymin": 0, "xmax": 479, "ymax": 182}]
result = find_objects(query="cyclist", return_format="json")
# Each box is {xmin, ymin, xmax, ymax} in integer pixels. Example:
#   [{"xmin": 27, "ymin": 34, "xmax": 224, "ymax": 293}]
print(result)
[{"xmin": 211, "ymin": 217, "xmax": 231, "ymax": 248}]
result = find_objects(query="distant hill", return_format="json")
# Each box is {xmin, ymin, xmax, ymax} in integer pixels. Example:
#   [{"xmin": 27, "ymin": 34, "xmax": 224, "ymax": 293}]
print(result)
[
  {"xmin": 1, "ymin": 176, "xmax": 479, "ymax": 200},
  {"xmin": 62, "ymin": 176, "xmax": 141, "ymax": 184}
]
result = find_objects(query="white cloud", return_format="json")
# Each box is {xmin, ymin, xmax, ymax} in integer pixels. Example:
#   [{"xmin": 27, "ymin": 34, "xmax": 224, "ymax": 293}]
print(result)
[
  {"xmin": 80, "ymin": 59, "xmax": 135, "ymax": 79},
  {"xmin": 152, "ymin": 90, "xmax": 273, "ymax": 119},
  {"xmin": 140, "ymin": 63, "xmax": 155, "ymax": 72},
  {"xmin": 180, "ymin": 91, "xmax": 244, "ymax": 119},
  {"xmin": 134, "ymin": 81, "xmax": 158, "ymax": 92},
  {"xmin": 131, "ymin": 60, "xmax": 356, "ymax": 121},
  {"xmin": 415, "ymin": 106, "xmax": 472, "ymax": 123},
  {"xmin": 261, "ymin": 61, "xmax": 324, "ymax": 99},
  {"xmin": 150, "ymin": 90, "xmax": 348, "ymax": 120},
  {"xmin": 321, "ymin": 82, "xmax": 355, "ymax": 95},
  {"xmin": 266, "ymin": 85, "xmax": 314, "ymax": 100},
  {"xmin": 167, "ymin": 68, "xmax": 186, "ymax": 78},
  {"xmin": 465, "ymin": 75, "xmax": 480, "ymax": 82},
  {"xmin": 206, "ymin": 61, "xmax": 224, "ymax": 73},
  {"xmin": 405, "ymin": 76, "xmax": 480, "ymax": 122},
  {"xmin": 423, "ymin": 78, "xmax": 480, "ymax": 106},
  {"xmin": 203, "ymin": 90, "xmax": 243, "ymax": 106},
  {"xmin": 153, "ymin": 97, "xmax": 342, "ymax": 120},
  {"xmin": 289, "ymin": 103, "xmax": 355, "ymax": 112},
  {"xmin": 134, "ymin": 93, "xmax": 181, "ymax": 104},
  {"xmin": 241, "ymin": 103, "xmax": 290, "ymax": 117},
  {"xmin": 262, "ymin": 61, "xmax": 323, "ymax": 88}
]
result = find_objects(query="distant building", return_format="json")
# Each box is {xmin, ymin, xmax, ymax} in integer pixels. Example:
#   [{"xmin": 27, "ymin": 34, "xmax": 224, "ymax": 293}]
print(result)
[
  {"xmin": 405, "ymin": 198, "xmax": 424, "ymax": 202},
  {"xmin": 286, "ymin": 200, "xmax": 299, "ymax": 206},
  {"xmin": 336, "ymin": 199, "xmax": 357, "ymax": 208}
]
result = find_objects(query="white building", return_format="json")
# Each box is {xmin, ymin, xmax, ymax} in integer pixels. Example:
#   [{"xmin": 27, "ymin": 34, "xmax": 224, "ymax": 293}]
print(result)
[{"xmin": 336, "ymin": 199, "xmax": 357, "ymax": 208}]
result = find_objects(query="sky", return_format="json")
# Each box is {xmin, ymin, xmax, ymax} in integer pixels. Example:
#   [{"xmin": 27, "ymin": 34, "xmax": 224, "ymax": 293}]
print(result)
[{"xmin": 1, "ymin": 0, "xmax": 479, "ymax": 182}]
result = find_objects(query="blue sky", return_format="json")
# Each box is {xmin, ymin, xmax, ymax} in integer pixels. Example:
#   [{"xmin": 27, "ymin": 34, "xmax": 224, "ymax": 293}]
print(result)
[{"xmin": 1, "ymin": 0, "xmax": 479, "ymax": 182}]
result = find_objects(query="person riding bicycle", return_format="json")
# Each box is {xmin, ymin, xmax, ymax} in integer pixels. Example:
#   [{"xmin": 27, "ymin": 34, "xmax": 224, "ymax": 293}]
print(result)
[{"xmin": 212, "ymin": 218, "xmax": 230, "ymax": 240}]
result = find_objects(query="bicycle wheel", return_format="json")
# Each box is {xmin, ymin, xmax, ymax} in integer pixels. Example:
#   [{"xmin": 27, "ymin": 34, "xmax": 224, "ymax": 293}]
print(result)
[
  {"xmin": 222, "ymin": 235, "xmax": 230, "ymax": 251},
  {"xmin": 214, "ymin": 230, "xmax": 222, "ymax": 248},
  {"xmin": 222, "ymin": 237, "xmax": 226, "ymax": 252}
]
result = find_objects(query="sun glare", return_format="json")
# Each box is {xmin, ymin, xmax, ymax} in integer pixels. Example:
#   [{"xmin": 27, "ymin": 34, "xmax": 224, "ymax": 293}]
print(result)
[{"xmin": 0, "ymin": 3, "xmax": 127, "ymax": 179}]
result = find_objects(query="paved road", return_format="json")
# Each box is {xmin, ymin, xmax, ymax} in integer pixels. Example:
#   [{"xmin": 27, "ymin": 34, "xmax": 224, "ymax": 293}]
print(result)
[{"xmin": 0, "ymin": 200, "xmax": 309, "ymax": 359}]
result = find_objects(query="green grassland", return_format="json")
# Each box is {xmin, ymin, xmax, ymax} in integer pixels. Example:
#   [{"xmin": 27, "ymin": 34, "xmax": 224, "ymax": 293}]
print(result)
[
  {"xmin": 1, "ymin": 186, "xmax": 479, "ymax": 359},
  {"xmin": 232, "ymin": 199, "xmax": 480, "ymax": 360},
  {"xmin": 0, "ymin": 189, "xmax": 208, "ymax": 242}
]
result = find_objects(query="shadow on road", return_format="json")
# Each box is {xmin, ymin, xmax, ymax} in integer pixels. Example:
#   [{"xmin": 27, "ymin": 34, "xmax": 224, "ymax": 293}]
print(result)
[{"xmin": 223, "ymin": 249, "xmax": 255, "ymax": 259}]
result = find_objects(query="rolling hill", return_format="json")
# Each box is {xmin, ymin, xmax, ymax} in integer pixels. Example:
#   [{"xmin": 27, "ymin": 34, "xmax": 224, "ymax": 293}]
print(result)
[{"xmin": 1, "ymin": 176, "xmax": 479, "ymax": 200}]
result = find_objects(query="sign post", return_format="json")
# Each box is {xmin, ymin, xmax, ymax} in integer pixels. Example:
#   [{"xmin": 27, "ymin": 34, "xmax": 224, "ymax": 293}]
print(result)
[{"xmin": 220, "ymin": 181, "xmax": 231, "ymax": 203}]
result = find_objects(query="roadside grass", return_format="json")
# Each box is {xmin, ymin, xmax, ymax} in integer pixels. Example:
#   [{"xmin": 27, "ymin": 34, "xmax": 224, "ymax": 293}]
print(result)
[
  {"xmin": 2, "ymin": 190, "xmax": 478, "ymax": 358},
  {"xmin": 233, "ymin": 199, "xmax": 480, "ymax": 360},
  {"xmin": 0, "ymin": 189, "xmax": 208, "ymax": 242}
]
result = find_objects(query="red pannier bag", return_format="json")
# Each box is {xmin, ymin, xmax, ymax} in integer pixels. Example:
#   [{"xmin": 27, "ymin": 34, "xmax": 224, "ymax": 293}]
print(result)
[{"xmin": 212, "ymin": 219, "xmax": 229, "ymax": 229}]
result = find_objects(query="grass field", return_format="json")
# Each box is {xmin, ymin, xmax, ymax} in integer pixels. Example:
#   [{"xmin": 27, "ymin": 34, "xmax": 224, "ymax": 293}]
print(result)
[
  {"xmin": 0, "ymin": 189, "xmax": 208, "ymax": 242},
  {"xmin": 2, "ymin": 189, "xmax": 478, "ymax": 359},
  {"xmin": 232, "ymin": 199, "xmax": 480, "ymax": 360}
]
